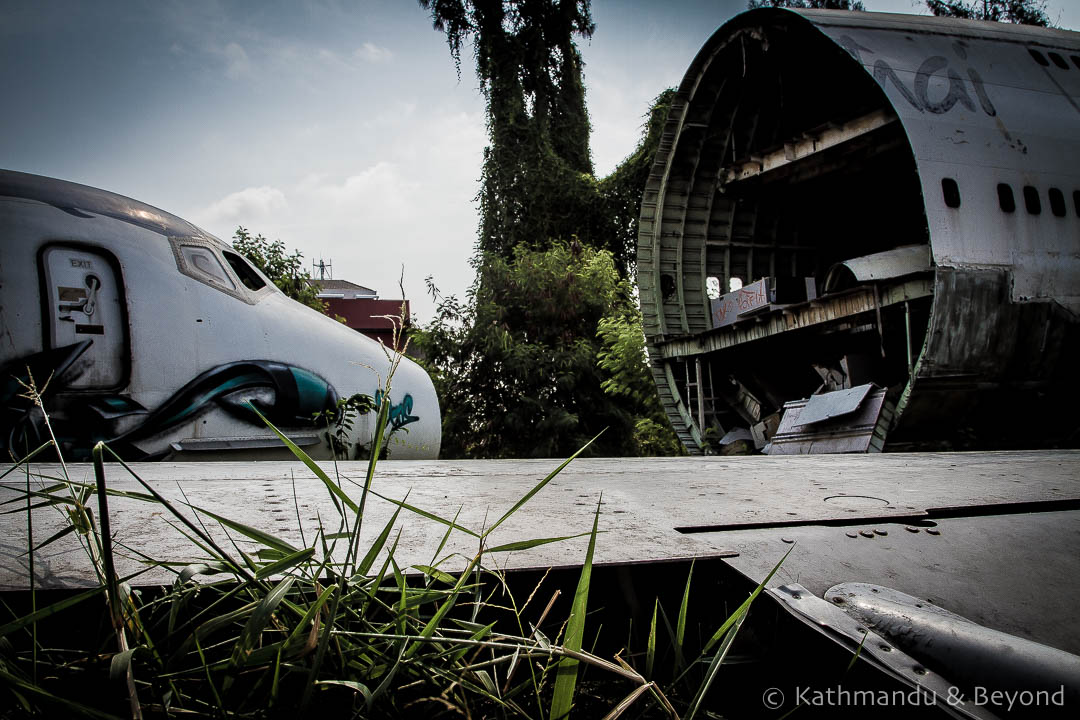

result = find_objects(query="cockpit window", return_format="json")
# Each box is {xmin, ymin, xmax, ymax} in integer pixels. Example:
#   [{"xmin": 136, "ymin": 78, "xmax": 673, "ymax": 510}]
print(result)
[
  {"xmin": 169, "ymin": 237, "xmax": 267, "ymax": 305},
  {"xmin": 180, "ymin": 245, "xmax": 235, "ymax": 290},
  {"xmin": 223, "ymin": 250, "xmax": 267, "ymax": 291}
]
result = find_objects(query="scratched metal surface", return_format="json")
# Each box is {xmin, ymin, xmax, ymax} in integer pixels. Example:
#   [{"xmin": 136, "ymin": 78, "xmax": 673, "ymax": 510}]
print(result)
[
  {"xmin": 801, "ymin": 9, "xmax": 1080, "ymax": 307},
  {"xmin": 719, "ymin": 510, "xmax": 1080, "ymax": 655},
  {"xmin": 636, "ymin": 8, "xmax": 1080, "ymax": 455},
  {"xmin": 1, "ymin": 451, "xmax": 1078, "ymax": 592}
]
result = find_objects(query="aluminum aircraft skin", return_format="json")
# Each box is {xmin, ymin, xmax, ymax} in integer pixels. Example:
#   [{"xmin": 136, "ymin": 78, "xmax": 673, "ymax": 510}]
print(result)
[
  {"xmin": 0, "ymin": 170, "xmax": 442, "ymax": 461},
  {"xmin": 637, "ymin": 9, "xmax": 1080, "ymax": 454}
]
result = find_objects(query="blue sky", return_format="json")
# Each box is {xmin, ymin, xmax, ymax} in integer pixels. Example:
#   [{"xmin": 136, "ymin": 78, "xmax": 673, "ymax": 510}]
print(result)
[{"xmin": 3, "ymin": 0, "xmax": 1078, "ymax": 320}]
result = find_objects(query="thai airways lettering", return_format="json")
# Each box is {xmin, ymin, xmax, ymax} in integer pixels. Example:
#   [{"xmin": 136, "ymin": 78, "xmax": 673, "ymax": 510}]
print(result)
[
  {"xmin": 374, "ymin": 389, "xmax": 420, "ymax": 430},
  {"xmin": 838, "ymin": 35, "xmax": 997, "ymax": 117}
]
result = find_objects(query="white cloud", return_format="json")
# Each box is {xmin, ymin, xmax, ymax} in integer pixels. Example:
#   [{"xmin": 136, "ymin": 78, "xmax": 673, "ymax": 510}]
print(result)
[
  {"xmin": 354, "ymin": 42, "xmax": 393, "ymax": 64},
  {"xmin": 197, "ymin": 186, "xmax": 289, "ymax": 229},
  {"xmin": 223, "ymin": 42, "xmax": 251, "ymax": 79}
]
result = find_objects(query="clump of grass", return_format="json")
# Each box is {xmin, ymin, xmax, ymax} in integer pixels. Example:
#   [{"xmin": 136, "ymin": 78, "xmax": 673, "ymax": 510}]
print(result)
[{"xmin": 0, "ymin": 368, "xmax": 784, "ymax": 719}]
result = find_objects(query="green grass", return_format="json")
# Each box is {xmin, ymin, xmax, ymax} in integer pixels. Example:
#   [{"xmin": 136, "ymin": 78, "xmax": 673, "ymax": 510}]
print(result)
[{"xmin": 0, "ymin": 371, "xmax": 786, "ymax": 719}]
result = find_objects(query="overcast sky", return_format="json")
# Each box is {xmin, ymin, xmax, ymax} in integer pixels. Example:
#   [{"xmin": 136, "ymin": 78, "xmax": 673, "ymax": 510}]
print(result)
[{"xmin": 3, "ymin": 0, "xmax": 1078, "ymax": 322}]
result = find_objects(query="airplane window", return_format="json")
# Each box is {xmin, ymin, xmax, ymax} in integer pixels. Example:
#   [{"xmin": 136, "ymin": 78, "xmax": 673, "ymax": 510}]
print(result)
[
  {"xmin": 1049, "ymin": 52, "xmax": 1069, "ymax": 70},
  {"xmin": 1072, "ymin": 56, "xmax": 1080, "ymax": 70},
  {"xmin": 1028, "ymin": 49, "xmax": 1049, "ymax": 67},
  {"xmin": 941, "ymin": 178, "xmax": 961, "ymax": 209},
  {"xmin": 997, "ymin": 184, "xmax": 1016, "ymax": 213},
  {"xmin": 1023, "ymin": 186, "xmax": 1041, "ymax": 215},
  {"xmin": 223, "ymin": 251, "xmax": 268, "ymax": 291},
  {"xmin": 706, "ymin": 276, "xmax": 721, "ymax": 300},
  {"xmin": 1048, "ymin": 188, "xmax": 1066, "ymax": 217},
  {"xmin": 180, "ymin": 246, "xmax": 235, "ymax": 290},
  {"xmin": 1074, "ymin": 190, "xmax": 1080, "ymax": 217}
]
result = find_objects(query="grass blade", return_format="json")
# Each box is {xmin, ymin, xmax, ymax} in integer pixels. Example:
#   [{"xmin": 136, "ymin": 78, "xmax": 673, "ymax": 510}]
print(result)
[
  {"xmin": 193, "ymin": 506, "xmax": 299, "ymax": 555},
  {"xmin": 646, "ymin": 598, "xmax": 658, "ymax": 679},
  {"xmin": 0, "ymin": 586, "xmax": 105, "ymax": 638},
  {"xmin": 485, "ymin": 532, "xmax": 594, "ymax": 554},
  {"xmin": 684, "ymin": 605, "xmax": 748, "ymax": 720},
  {"xmin": 701, "ymin": 545, "xmax": 792, "ymax": 656},
  {"xmin": 600, "ymin": 682, "xmax": 652, "ymax": 720},
  {"xmin": 354, "ymin": 491, "xmax": 407, "ymax": 577},
  {"xmin": 230, "ymin": 576, "xmax": 295, "ymax": 671},
  {"xmin": 366, "ymin": 489, "xmax": 479, "ymax": 538},
  {"xmin": 550, "ymin": 493, "xmax": 602, "ymax": 720},
  {"xmin": 255, "ymin": 547, "xmax": 316, "ymax": 580},
  {"xmin": 484, "ymin": 433, "xmax": 601, "ymax": 540},
  {"xmin": 246, "ymin": 403, "xmax": 357, "ymax": 514},
  {"xmin": 674, "ymin": 558, "xmax": 694, "ymax": 672},
  {"xmin": 404, "ymin": 555, "xmax": 481, "ymax": 659}
]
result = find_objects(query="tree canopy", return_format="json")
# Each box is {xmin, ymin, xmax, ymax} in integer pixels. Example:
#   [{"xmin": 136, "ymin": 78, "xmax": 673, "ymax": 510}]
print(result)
[
  {"xmin": 925, "ymin": 0, "xmax": 1052, "ymax": 25},
  {"xmin": 231, "ymin": 227, "xmax": 326, "ymax": 313},
  {"xmin": 418, "ymin": 1, "xmax": 634, "ymax": 268},
  {"xmin": 748, "ymin": 0, "xmax": 866, "ymax": 10},
  {"xmin": 415, "ymin": 0, "xmax": 682, "ymax": 458}
]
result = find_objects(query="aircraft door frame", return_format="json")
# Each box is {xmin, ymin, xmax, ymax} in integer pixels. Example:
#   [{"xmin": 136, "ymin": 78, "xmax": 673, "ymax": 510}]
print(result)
[{"xmin": 38, "ymin": 242, "xmax": 131, "ymax": 391}]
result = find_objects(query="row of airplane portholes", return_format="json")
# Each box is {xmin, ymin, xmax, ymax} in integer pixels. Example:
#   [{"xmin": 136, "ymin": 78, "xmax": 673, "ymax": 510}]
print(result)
[
  {"xmin": 941, "ymin": 178, "xmax": 1078, "ymax": 218},
  {"xmin": 1028, "ymin": 48, "xmax": 1079, "ymax": 71}
]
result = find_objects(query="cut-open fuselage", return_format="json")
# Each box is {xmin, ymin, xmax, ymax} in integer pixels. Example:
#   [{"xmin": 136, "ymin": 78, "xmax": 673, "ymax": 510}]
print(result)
[{"xmin": 638, "ymin": 9, "xmax": 1080, "ymax": 453}]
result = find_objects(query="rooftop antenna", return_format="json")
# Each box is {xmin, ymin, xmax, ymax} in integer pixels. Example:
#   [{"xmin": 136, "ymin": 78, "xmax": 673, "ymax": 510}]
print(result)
[{"xmin": 313, "ymin": 258, "xmax": 332, "ymax": 280}]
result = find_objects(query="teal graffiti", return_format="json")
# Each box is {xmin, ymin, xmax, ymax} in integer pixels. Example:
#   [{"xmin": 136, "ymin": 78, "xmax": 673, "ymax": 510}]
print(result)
[{"xmin": 373, "ymin": 389, "xmax": 420, "ymax": 430}]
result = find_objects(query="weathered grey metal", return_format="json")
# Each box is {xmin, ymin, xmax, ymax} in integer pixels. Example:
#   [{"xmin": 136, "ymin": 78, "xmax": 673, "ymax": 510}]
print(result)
[
  {"xmin": 637, "ymin": 8, "xmax": 1080, "ymax": 454},
  {"xmin": 825, "ymin": 582, "xmax": 1080, "ymax": 710},
  {"xmin": 4, "ymin": 451, "xmax": 1078, "ymax": 655},
  {"xmin": 656, "ymin": 276, "xmax": 933, "ymax": 359},
  {"xmin": 825, "ymin": 244, "xmax": 932, "ymax": 292},
  {"xmin": 797, "ymin": 384, "xmax": 874, "ymax": 425},
  {"xmin": 766, "ymin": 387, "xmax": 891, "ymax": 454},
  {"xmin": 771, "ymin": 584, "xmax": 997, "ymax": 719}
]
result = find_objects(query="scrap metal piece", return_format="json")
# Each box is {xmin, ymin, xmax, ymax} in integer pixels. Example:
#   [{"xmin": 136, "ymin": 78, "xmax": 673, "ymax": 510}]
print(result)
[
  {"xmin": 770, "ymin": 584, "xmax": 997, "ymax": 719},
  {"xmin": 824, "ymin": 244, "xmax": 932, "ymax": 293},
  {"xmin": 767, "ymin": 387, "xmax": 892, "ymax": 454},
  {"xmin": 825, "ymin": 582, "xmax": 1080, "ymax": 711},
  {"xmin": 798, "ymin": 383, "xmax": 874, "ymax": 425}
]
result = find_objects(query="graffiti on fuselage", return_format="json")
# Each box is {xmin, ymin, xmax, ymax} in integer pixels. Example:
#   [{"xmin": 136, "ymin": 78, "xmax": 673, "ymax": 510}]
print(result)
[
  {"xmin": 373, "ymin": 389, "xmax": 420, "ymax": 431},
  {"xmin": 0, "ymin": 350, "xmax": 339, "ymax": 461},
  {"xmin": 837, "ymin": 35, "xmax": 997, "ymax": 117}
]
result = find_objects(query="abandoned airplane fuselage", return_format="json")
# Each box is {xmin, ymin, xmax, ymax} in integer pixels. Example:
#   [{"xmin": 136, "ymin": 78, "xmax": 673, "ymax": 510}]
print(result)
[
  {"xmin": 639, "ymin": 9, "xmax": 1080, "ymax": 454},
  {"xmin": 0, "ymin": 170, "xmax": 442, "ymax": 461}
]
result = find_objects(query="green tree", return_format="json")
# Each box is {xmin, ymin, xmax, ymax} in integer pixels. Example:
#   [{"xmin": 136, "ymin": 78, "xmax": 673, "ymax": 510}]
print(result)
[
  {"xmin": 748, "ymin": 0, "xmax": 866, "ymax": 10},
  {"xmin": 231, "ymin": 227, "xmax": 326, "ymax": 313},
  {"xmin": 416, "ymin": 242, "xmax": 669, "ymax": 458},
  {"xmin": 925, "ymin": 0, "xmax": 1052, "ymax": 26},
  {"xmin": 416, "ymin": 1, "xmax": 682, "ymax": 457},
  {"xmin": 419, "ymin": 1, "xmax": 619, "ymax": 265},
  {"xmin": 414, "ymin": 89, "xmax": 682, "ymax": 457}
]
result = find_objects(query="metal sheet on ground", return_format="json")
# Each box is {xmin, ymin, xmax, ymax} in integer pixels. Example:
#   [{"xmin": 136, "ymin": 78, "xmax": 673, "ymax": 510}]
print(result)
[{"xmin": 2, "ymin": 452, "xmax": 1078, "ymax": 619}]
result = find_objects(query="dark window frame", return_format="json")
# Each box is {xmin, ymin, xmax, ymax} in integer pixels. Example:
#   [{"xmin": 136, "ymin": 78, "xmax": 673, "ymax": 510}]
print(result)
[
  {"xmin": 941, "ymin": 178, "xmax": 961, "ymax": 209},
  {"xmin": 223, "ymin": 250, "xmax": 269, "ymax": 292},
  {"xmin": 1023, "ymin": 186, "xmax": 1042, "ymax": 215},
  {"xmin": 1048, "ymin": 188, "xmax": 1066, "ymax": 217},
  {"xmin": 997, "ymin": 183, "xmax": 1016, "ymax": 213}
]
